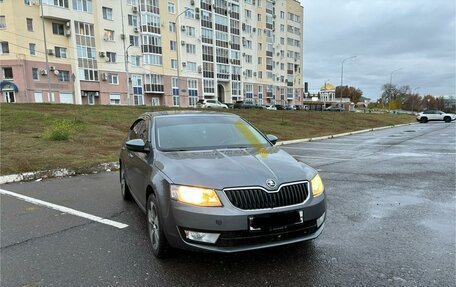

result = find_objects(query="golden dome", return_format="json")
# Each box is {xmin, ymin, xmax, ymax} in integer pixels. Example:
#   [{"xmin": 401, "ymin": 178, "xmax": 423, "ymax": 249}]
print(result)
[{"xmin": 320, "ymin": 82, "xmax": 335, "ymax": 91}]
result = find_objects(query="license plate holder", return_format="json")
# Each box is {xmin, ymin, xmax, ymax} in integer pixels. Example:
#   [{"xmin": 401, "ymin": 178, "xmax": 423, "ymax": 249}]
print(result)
[{"xmin": 249, "ymin": 210, "xmax": 303, "ymax": 232}]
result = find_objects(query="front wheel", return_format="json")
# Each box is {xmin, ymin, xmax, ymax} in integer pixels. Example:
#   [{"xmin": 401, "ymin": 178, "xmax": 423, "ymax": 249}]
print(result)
[
  {"xmin": 444, "ymin": 116, "xmax": 451, "ymax": 123},
  {"xmin": 420, "ymin": 117, "xmax": 428, "ymax": 123},
  {"xmin": 147, "ymin": 193, "xmax": 170, "ymax": 258}
]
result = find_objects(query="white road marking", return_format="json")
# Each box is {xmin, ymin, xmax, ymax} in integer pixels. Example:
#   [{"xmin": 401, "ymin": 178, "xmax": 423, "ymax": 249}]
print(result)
[{"xmin": 0, "ymin": 188, "xmax": 128, "ymax": 229}]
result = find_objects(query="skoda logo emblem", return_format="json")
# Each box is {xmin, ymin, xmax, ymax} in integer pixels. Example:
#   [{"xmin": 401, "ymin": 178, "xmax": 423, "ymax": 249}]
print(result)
[{"xmin": 266, "ymin": 179, "xmax": 276, "ymax": 188}]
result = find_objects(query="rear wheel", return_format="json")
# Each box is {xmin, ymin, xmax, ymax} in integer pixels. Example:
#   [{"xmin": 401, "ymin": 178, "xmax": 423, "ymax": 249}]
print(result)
[
  {"xmin": 420, "ymin": 117, "xmax": 428, "ymax": 123},
  {"xmin": 444, "ymin": 116, "xmax": 451, "ymax": 123},
  {"xmin": 120, "ymin": 164, "xmax": 132, "ymax": 200},
  {"xmin": 147, "ymin": 193, "xmax": 169, "ymax": 258}
]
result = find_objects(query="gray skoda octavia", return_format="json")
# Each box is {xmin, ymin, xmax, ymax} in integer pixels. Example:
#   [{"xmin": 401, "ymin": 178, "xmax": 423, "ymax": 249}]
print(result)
[{"xmin": 119, "ymin": 111, "xmax": 326, "ymax": 258}]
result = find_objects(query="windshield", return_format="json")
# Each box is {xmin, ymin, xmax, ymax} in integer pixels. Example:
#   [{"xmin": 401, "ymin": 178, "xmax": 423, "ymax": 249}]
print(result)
[{"xmin": 155, "ymin": 115, "xmax": 271, "ymax": 151}]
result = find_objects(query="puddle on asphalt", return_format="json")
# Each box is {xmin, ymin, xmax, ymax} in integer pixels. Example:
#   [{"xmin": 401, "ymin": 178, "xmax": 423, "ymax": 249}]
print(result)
[
  {"xmin": 370, "ymin": 194, "xmax": 427, "ymax": 219},
  {"xmin": 403, "ymin": 130, "xmax": 416, "ymax": 132}
]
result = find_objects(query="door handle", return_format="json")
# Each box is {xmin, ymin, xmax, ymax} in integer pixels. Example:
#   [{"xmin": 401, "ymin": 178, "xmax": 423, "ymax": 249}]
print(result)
[{"xmin": 128, "ymin": 153, "xmax": 134, "ymax": 158}]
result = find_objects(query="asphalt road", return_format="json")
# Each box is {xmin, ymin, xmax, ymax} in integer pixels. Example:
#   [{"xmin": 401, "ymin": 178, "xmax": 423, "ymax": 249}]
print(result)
[{"xmin": 1, "ymin": 122, "xmax": 455, "ymax": 286}]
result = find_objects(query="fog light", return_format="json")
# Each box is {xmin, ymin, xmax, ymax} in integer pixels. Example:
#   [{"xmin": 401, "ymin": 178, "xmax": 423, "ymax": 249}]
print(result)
[
  {"xmin": 316, "ymin": 212, "xmax": 326, "ymax": 228},
  {"xmin": 184, "ymin": 230, "xmax": 220, "ymax": 244}
]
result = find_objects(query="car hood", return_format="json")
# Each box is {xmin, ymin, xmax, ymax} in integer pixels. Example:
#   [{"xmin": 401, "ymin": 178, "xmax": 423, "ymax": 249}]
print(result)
[{"xmin": 154, "ymin": 147, "xmax": 316, "ymax": 190}]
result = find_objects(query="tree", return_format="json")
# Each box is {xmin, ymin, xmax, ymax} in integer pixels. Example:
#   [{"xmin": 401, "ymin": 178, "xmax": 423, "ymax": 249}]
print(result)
[{"xmin": 335, "ymin": 86, "xmax": 363, "ymax": 103}]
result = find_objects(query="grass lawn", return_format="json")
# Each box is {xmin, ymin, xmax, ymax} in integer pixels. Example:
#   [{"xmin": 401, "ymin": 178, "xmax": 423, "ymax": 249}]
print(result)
[{"xmin": 0, "ymin": 103, "xmax": 414, "ymax": 175}]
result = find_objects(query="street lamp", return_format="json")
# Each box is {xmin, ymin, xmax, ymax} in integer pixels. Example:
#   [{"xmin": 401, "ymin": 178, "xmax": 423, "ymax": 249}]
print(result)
[
  {"xmin": 175, "ymin": 8, "xmax": 192, "ymax": 106},
  {"xmin": 388, "ymin": 68, "xmax": 402, "ymax": 110},
  {"xmin": 340, "ymin": 56, "xmax": 356, "ymax": 108},
  {"xmin": 411, "ymin": 87, "xmax": 419, "ymax": 112},
  {"xmin": 125, "ymin": 44, "xmax": 133, "ymax": 105}
]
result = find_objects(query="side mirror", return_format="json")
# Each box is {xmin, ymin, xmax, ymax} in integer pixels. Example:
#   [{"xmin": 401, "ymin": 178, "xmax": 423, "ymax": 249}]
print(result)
[
  {"xmin": 126, "ymin": 139, "xmax": 149, "ymax": 153},
  {"xmin": 267, "ymin": 134, "xmax": 278, "ymax": 145}
]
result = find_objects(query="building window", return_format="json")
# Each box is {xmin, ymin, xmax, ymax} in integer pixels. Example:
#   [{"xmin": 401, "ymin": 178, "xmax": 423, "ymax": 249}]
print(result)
[
  {"xmin": 280, "ymin": 11, "xmax": 285, "ymax": 19},
  {"xmin": 0, "ymin": 16, "xmax": 6, "ymax": 29},
  {"xmin": 186, "ymin": 43, "xmax": 196, "ymax": 54},
  {"xmin": 132, "ymin": 75, "xmax": 144, "ymax": 105},
  {"xmin": 186, "ymin": 26, "xmax": 196, "ymax": 37},
  {"xmin": 102, "ymin": 7, "xmax": 113, "ymax": 20},
  {"xmin": 52, "ymin": 23, "xmax": 65, "ymax": 35},
  {"xmin": 203, "ymin": 79, "xmax": 214, "ymax": 94},
  {"xmin": 171, "ymin": 59, "xmax": 177, "ymax": 69},
  {"xmin": 73, "ymin": 0, "xmax": 92, "ymax": 13},
  {"xmin": 143, "ymin": 54, "xmax": 162, "ymax": 65},
  {"xmin": 29, "ymin": 43, "xmax": 36, "ymax": 55},
  {"xmin": 167, "ymin": 2, "xmax": 175, "ymax": 13},
  {"xmin": 108, "ymin": 73, "xmax": 119, "ymax": 84},
  {"xmin": 129, "ymin": 35, "xmax": 139, "ymax": 46},
  {"xmin": 245, "ymin": 9, "xmax": 251, "ymax": 19},
  {"xmin": 26, "ymin": 18, "xmax": 33, "ymax": 31},
  {"xmin": 186, "ymin": 61, "xmax": 197, "ymax": 72},
  {"xmin": 127, "ymin": 0, "xmax": 137, "ymax": 5},
  {"xmin": 55, "ymin": 47, "xmax": 67, "ymax": 58},
  {"xmin": 184, "ymin": 7, "xmax": 194, "ymax": 19},
  {"xmin": 2, "ymin": 67, "xmax": 13, "ymax": 80},
  {"xmin": 24, "ymin": 0, "xmax": 31, "ymax": 5},
  {"xmin": 257, "ymin": 14, "xmax": 261, "ymax": 22},
  {"xmin": 130, "ymin": 55, "xmax": 140, "ymax": 66},
  {"xmin": 170, "ymin": 40, "xmax": 176, "ymax": 51},
  {"xmin": 57, "ymin": 70, "xmax": 70, "ymax": 82},
  {"xmin": 106, "ymin": 52, "xmax": 116, "ymax": 63},
  {"xmin": 172, "ymin": 77, "xmax": 179, "ymax": 96},
  {"xmin": 144, "ymin": 74, "xmax": 164, "ymax": 92},
  {"xmin": 169, "ymin": 21, "xmax": 175, "ymax": 32},
  {"xmin": 32, "ymin": 68, "xmax": 39, "ymax": 80},
  {"xmin": 47, "ymin": 0, "xmax": 69, "ymax": 8},
  {"xmin": 103, "ymin": 29, "xmax": 115, "ymax": 41},
  {"xmin": 0, "ymin": 41, "xmax": 9, "ymax": 54},
  {"xmin": 188, "ymin": 79, "xmax": 198, "ymax": 97},
  {"xmin": 109, "ymin": 93, "xmax": 121, "ymax": 105},
  {"xmin": 128, "ymin": 14, "xmax": 137, "ymax": 26}
]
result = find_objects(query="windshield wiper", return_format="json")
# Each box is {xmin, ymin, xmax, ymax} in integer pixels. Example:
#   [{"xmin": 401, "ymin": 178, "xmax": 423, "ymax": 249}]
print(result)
[{"xmin": 161, "ymin": 148, "xmax": 190, "ymax": 152}]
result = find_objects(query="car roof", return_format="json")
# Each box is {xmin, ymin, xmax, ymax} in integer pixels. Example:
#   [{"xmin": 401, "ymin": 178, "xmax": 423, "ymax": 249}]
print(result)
[{"xmin": 139, "ymin": 110, "xmax": 237, "ymax": 120}]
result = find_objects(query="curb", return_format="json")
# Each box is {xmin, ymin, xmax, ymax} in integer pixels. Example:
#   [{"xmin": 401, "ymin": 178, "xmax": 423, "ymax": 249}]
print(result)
[
  {"xmin": 275, "ymin": 122, "xmax": 417, "ymax": 146},
  {"xmin": 0, "ymin": 122, "xmax": 416, "ymax": 185}
]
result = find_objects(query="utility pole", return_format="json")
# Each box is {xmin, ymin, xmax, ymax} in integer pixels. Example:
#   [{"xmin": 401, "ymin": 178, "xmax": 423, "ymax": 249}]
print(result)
[
  {"xmin": 175, "ymin": 8, "xmax": 192, "ymax": 107},
  {"xmin": 389, "ymin": 68, "xmax": 402, "ymax": 111},
  {"xmin": 125, "ymin": 44, "xmax": 133, "ymax": 105},
  {"xmin": 39, "ymin": 0, "xmax": 52, "ymax": 102}
]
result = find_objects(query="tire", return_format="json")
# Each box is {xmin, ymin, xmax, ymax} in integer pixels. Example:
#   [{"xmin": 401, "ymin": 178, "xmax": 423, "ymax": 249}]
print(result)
[
  {"xmin": 147, "ymin": 193, "xmax": 170, "ymax": 258},
  {"xmin": 444, "ymin": 116, "xmax": 451, "ymax": 123},
  {"xmin": 420, "ymin": 117, "xmax": 428, "ymax": 123},
  {"xmin": 120, "ymin": 164, "xmax": 132, "ymax": 200}
]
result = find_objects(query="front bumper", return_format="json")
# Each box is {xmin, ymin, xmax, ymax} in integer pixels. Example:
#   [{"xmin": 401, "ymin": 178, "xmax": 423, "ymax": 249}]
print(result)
[{"xmin": 161, "ymin": 191, "xmax": 327, "ymax": 252}]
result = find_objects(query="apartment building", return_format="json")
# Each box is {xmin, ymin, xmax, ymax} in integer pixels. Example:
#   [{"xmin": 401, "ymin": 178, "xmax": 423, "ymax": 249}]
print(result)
[{"xmin": 0, "ymin": 0, "xmax": 304, "ymax": 107}]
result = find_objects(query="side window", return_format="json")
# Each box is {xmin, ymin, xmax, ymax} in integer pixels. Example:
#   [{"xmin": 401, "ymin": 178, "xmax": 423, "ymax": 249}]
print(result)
[{"xmin": 128, "ymin": 119, "xmax": 148, "ymax": 142}]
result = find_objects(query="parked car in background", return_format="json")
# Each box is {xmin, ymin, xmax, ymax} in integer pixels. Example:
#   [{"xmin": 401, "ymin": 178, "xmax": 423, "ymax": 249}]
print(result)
[
  {"xmin": 119, "ymin": 111, "xmax": 327, "ymax": 258},
  {"xmin": 325, "ymin": 106, "xmax": 344, "ymax": 112},
  {"xmin": 197, "ymin": 99, "xmax": 228, "ymax": 109},
  {"xmin": 233, "ymin": 101, "xmax": 259, "ymax": 109},
  {"xmin": 416, "ymin": 110, "xmax": 456, "ymax": 123},
  {"xmin": 275, "ymin": 105, "xmax": 286, "ymax": 110},
  {"xmin": 223, "ymin": 102, "xmax": 234, "ymax": 109},
  {"xmin": 264, "ymin": 105, "xmax": 277, "ymax": 110},
  {"xmin": 286, "ymin": 105, "xmax": 296, "ymax": 110}
]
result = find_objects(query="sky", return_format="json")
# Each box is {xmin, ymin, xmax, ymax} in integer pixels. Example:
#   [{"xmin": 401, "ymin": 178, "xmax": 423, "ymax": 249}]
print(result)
[{"xmin": 300, "ymin": 0, "xmax": 456, "ymax": 100}]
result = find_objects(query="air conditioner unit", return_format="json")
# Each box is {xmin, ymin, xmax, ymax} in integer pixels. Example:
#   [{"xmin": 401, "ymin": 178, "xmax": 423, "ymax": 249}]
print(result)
[
  {"xmin": 101, "ymin": 73, "xmax": 108, "ymax": 81},
  {"xmin": 134, "ymin": 27, "xmax": 139, "ymax": 33},
  {"xmin": 195, "ymin": 7, "xmax": 200, "ymax": 13},
  {"xmin": 40, "ymin": 69, "xmax": 48, "ymax": 76},
  {"xmin": 120, "ymin": 34, "xmax": 125, "ymax": 39},
  {"xmin": 242, "ymin": 52, "xmax": 246, "ymax": 56},
  {"xmin": 273, "ymin": 14, "xmax": 276, "ymax": 19},
  {"xmin": 195, "ymin": 13, "xmax": 200, "ymax": 20},
  {"xmin": 132, "ymin": 6, "xmax": 138, "ymax": 13},
  {"xmin": 99, "ymin": 52, "xmax": 105, "ymax": 57},
  {"xmin": 65, "ymin": 29, "xmax": 71, "ymax": 37},
  {"xmin": 191, "ymin": 0, "xmax": 195, "ymax": 5},
  {"xmin": 181, "ymin": 40, "xmax": 185, "ymax": 45},
  {"xmin": 49, "ymin": 66, "xmax": 56, "ymax": 71},
  {"xmin": 272, "ymin": 0, "xmax": 276, "ymax": 4},
  {"xmin": 252, "ymin": 0, "xmax": 256, "ymax": 4},
  {"xmin": 47, "ymin": 49, "xmax": 54, "ymax": 55},
  {"xmin": 198, "ymin": 66, "xmax": 202, "ymax": 73},
  {"xmin": 253, "ymin": 28, "xmax": 256, "ymax": 32},
  {"xmin": 65, "ymin": 21, "xmax": 71, "ymax": 28},
  {"xmin": 181, "ymin": 25, "xmax": 186, "ymax": 31},
  {"xmin": 182, "ymin": 62, "xmax": 187, "ymax": 67},
  {"xmin": 253, "ymin": 72, "xmax": 257, "ymax": 76}
]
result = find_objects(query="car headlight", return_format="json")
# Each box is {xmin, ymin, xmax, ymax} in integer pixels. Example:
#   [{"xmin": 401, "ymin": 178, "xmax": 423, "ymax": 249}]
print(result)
[
  {"xmin": 311, "ymin": 174, "xmax": 324, "ymax": 197},
  {"xmin": 170, "ymin": 185, "xmax": 222, "ymax": 207}
]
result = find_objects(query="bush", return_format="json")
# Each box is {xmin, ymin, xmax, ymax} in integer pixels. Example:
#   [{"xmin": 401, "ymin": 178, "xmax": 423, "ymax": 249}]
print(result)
[{"xmin": 47, "ymin": 119, "xmax": 76, "ymax": 141}]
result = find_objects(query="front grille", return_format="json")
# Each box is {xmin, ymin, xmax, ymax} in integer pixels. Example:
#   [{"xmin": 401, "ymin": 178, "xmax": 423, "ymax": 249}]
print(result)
[
  {"xmin": 224, "ymin": 182, "xmax": 309, "ymax": 210},
  {"xmin": 216, "ymin": 221, "xmax": 317, "ymax": 247}
]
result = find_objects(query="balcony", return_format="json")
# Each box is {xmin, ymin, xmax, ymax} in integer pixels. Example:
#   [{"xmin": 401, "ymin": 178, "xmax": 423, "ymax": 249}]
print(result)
[{"xmin": 41, "ymin": 4, "xmax": 72, "ymax": 20}]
